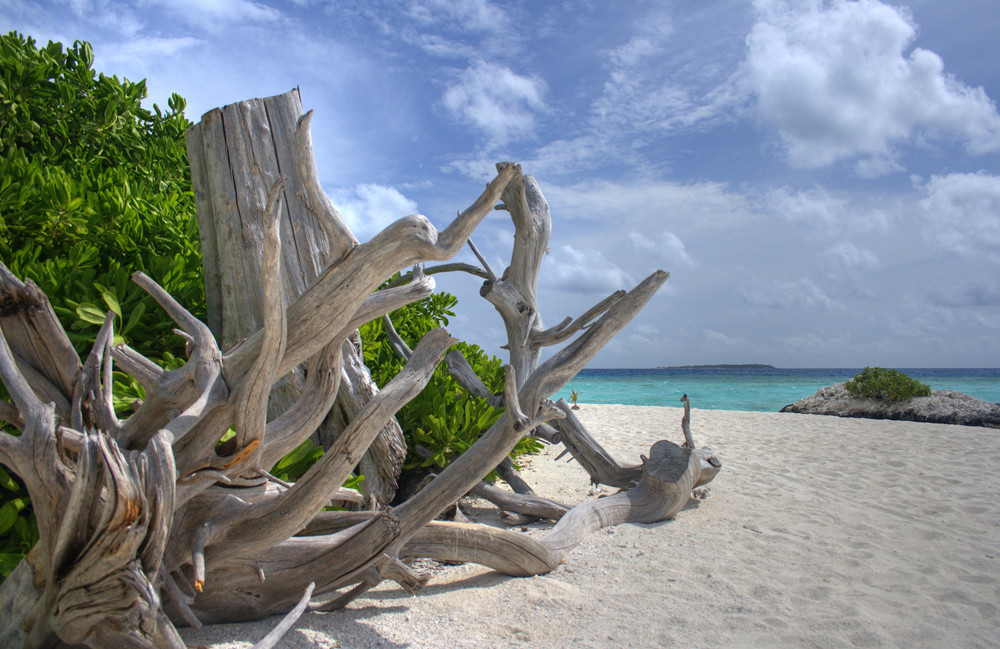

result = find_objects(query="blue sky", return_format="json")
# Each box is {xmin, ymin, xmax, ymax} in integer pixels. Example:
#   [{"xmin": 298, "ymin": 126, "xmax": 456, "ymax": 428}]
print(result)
[{"xmin": 4, "ymin": 0, "xmax": 1000, "ymax": 368}]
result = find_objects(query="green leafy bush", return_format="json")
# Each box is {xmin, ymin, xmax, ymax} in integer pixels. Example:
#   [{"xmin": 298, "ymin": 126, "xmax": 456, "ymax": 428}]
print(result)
[
  {"xmin": 0, "ymin": 464, "xmax": 37, "ymax": 578},
  {"xmin": 0, "ymin": 32, "xmax": 203, "ymax": 361},
  {"xmin": 845, "ymin": 367, "xmax": 932, "ymax": 402},
  {"xmin": 361, "ymin": 289, "xmax": 541, "ymax": 479},
  {"xmin": 0, "ymin": 32, "xmax": 202, "ymax": 580}
]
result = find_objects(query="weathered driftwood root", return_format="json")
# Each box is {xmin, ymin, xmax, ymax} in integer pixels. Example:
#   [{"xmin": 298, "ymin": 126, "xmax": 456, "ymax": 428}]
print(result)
[
  {"xmin": 0, "ymin": 152, "xmax": 516, "ymax": 643},
  {"xmin": 287, "ymin": 441, "xmax": 703, "ymax": 580},
  {"xmin": 544, "ymin": 395, "xmax": 722, "ymax": 490},
  {"xmin": 544, "ymin": 399, "xmax": 643, "ymax": 488},
  {"xmin": 403, "ymin": 439, "xmax": 701, "ymax": 576},
  {"xmin": 681, "ymin": 395, "xmax": 723, "ymax": 487},
  {"xmin": 469, "ymin": 480, "xmax": 570, "ymax": 523},
  {"xmin": 0, "ymin": 297, "xmax": 184, "ymax": 648},
  {"xmin": 0, "ymin": 88, "xmax": 723, "ymax": 646},
  {"xmin": 188, "ymin": 89, "xmax": 408, "ymax": 507}
]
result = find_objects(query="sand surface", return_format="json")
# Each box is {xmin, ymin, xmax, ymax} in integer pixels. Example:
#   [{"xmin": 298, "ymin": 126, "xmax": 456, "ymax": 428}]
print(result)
[{"xmin": 182, "ymin": 405, "xmax": 1000, "ymax": 648}]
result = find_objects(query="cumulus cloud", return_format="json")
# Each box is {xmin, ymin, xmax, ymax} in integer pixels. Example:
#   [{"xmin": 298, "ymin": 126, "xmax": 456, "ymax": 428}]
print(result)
[
  {"xmin": 742, "ymin": 278, "xmax": 838, "ymax": 310},
  {"xmin": 745, "ymin": 0, "xmax": 1000, "ymax": 171},
  {"xmin": 630, "ymin": 230, "xmax": 697, "ymax": 268},
  {"xmin": 918, "ymin": 172, "xmax": 1000, "ymax": 262},
  {"xmin": 540, "ymin": 244, "xmax": 634, "ymax": 294},
  {"xmin": 442, "ymin": 61, "xmax": 546, "ymax": 145},
  {"xmin": 330, "ymin": 183, "xmax": 419, "ymax": 241}
]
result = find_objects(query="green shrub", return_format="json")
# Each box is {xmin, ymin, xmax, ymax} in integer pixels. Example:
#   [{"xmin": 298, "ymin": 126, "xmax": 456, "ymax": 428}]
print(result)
[
  {"xmin": 361, "ymin": 288, "xmax": 541, "ymax": 479},
  {"xmin": 0, "ymin": 32, "xmax": 203, "ymax": 362},
  {"xmin": 0, "ymin": 32, "xmax": 199, "ymax": 580},
  {"xmin": 845, "ymin": 367, "xmax": 932, "ymax": 402}
]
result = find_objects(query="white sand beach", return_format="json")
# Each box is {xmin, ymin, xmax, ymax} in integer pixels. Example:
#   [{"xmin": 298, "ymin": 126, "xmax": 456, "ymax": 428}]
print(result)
[{"xmin": 182, "ymin": 405, "xmax": 1000, "ymax": 649}]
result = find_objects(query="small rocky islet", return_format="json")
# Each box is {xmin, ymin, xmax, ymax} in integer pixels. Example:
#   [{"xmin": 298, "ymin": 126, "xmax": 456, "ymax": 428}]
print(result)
[{"xmin": 780, "ymin": 383, "xmax": 1000, "ymax": 429}]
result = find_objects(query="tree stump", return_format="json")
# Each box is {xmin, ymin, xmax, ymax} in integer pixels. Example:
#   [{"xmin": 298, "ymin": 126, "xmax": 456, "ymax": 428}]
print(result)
[{"xmin": 186, "ymin": 88, "xmax": 405, "ymax": 507}]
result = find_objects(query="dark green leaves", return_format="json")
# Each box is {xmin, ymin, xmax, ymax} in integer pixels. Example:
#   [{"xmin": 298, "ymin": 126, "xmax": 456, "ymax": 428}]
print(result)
[
  {"xmin": 0, "ymin": 31, "xmax": 202, "ymax": 364},
  {"xmin": 360, "ymin": 290, "xmax": 537, "ymax": 482},
  {"xmin": 0, "ymin": 31, "xmax": 198, "ymax": 582},
  {"xmin": 270, "ymin": 439, "xmax": 325, "ymax": 483},
  {"xmin": 0, "ymin": 466, "xmax": 19, "ymax": 492},
  {"xmin": 845, "ymin": 367, "xmax": 932, "ymax": 402},
  {"xmin": 0, "ymin": 463, "xmax": 37, "ymax": 579}
]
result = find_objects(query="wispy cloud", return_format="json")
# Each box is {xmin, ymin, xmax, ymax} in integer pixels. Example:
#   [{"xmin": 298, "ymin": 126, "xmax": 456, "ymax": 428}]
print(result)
[
  {"xmin": 744, "ymin": 0, "xmax": 1000, "ymax": 172},
  {"xmin": 145, "ymin": 0, "xmax": 283, "ymax": 27},
  {"xmin": 103, "ymin": 35, "xmax": 203, "ymax": 62},
  {"xmin": 822, "ymin": 242, "xmax": 880, "ymax": 270},
  {"xmin": 407, "ymin": 0, "xmax": 507, "ymax": 33},
  {"xmin": 742, "ymin": 278, "xmax": 839, "ymax": 311},
  {"xmin": 630, "ymin": 230, "xmax": 698, "ymax": 269},
  {"xmin": 705, "ymin": 329, "xmax": 752, "ymax": 351},
  {"xmin": 590, "ymin": 8, "xmax": 741, "ymax": 141},
  {"xmin": 918, "ymin": 172, "xmax": 1000, "ymax": 262},
  {"xmin": 442, "ymin": 60, "xmax": 546, "ymax": 145},
  {"xmin": 765, "ymin": 185, "xmax": 892, "ymax": 233},
  {"xmin": 544, "ymin": 178, "xmax": 752, "ymax": 229}
]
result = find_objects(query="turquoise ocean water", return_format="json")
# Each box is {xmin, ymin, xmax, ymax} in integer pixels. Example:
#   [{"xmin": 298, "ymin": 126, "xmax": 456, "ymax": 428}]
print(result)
[{"xmin": 550, "ymin": 368, "xmax": 1000, "ymax": 412}]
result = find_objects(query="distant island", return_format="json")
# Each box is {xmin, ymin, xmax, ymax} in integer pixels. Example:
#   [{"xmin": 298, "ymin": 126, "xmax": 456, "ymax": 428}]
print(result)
[{"xmin": 656, "ymin": 364, "xmax": 776, "ymax": 369}]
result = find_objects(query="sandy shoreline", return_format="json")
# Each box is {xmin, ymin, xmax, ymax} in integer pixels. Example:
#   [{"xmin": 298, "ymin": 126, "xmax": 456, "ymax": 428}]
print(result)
[{"xmin": 183, "ymin": 405, "xmax": 1000, "ymax": 649}]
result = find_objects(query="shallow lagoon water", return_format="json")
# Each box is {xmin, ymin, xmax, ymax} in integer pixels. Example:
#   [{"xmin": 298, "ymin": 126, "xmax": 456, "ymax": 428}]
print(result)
[{"xmin": 551, "ymin": 368, "xmax": 1000, "ymax": 411}]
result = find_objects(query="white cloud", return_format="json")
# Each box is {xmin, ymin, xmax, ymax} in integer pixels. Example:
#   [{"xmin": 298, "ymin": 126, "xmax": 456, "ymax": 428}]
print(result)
[
  {"xmin": 765, "ymin": 185, "xmax": 891, "ymax": 233},
  {"xmin": 442, "ymin": 61, "xmax": 546, "ymax": 145},
  {"xmin": 32, "ymin": 0, "xmax": 143, "ymax": 38},
  {"xmin": 634, "ymin": 323, "xmax": 661, "ymax": 337},
  {"xmin": 609, "ymin": 36, "xmax": 661, "ymax": 69},
  {"xmin": 745, "ymin": 0, "xmax": 1000, "ymax": 170},
  {"xmin": 591, "ymin": 15, "xmax": 739, "ymax": 138},
  {"xmin": 540, "ymin": 244, "xmax": 634, "ymax": 295},
  {"xmin": 705, "ymin": 329, "xmax": 751, "ymax": 350},
  {"xmin": 918, "ymin": 172, "xmax": 1000, "ymax": 262},
  {"xmin": 330, "ymin": 183, "xmax": 419, "ymax": 241},
  {"xmin": 822, "ymin": 242, "xmax": 880, "ymax": 269},
  {"xmin": 412, "ymin": 33, "xmax": 480, "ymax": 59},
  {"xmin": 104, "ymin": 35, "xmax": 203, "ymax": 61},
  {"xmin": 407, "ymin": 0, "xmax": 506, "ymax": 33},
  {"xmin": 742, "ymin": 278, "xmax": 838, "ymax": 310},
  {"xmin": 630, "ymin": 230, "xmax": 697, "ymax": 268},
  {"xmin": 145, "ymin": 0, "xmax": 282, "ymax": 25},
  {"xmin": 545, "ymin": 178, "xmax": 752, "ymax": 230}
]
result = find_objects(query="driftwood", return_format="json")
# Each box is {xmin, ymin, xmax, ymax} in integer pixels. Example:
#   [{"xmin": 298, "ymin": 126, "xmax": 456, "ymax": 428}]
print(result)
[
  {"xmin": 187, "ymin": 89, "xmax": 405, "ymax": 508},
  {"xmin": 0, "ymin": 88, "xmax": 720, "ymax": 648},
  {"xmin": 396, "ymin": 163, "xmax": 722, "ymax": 512}
]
